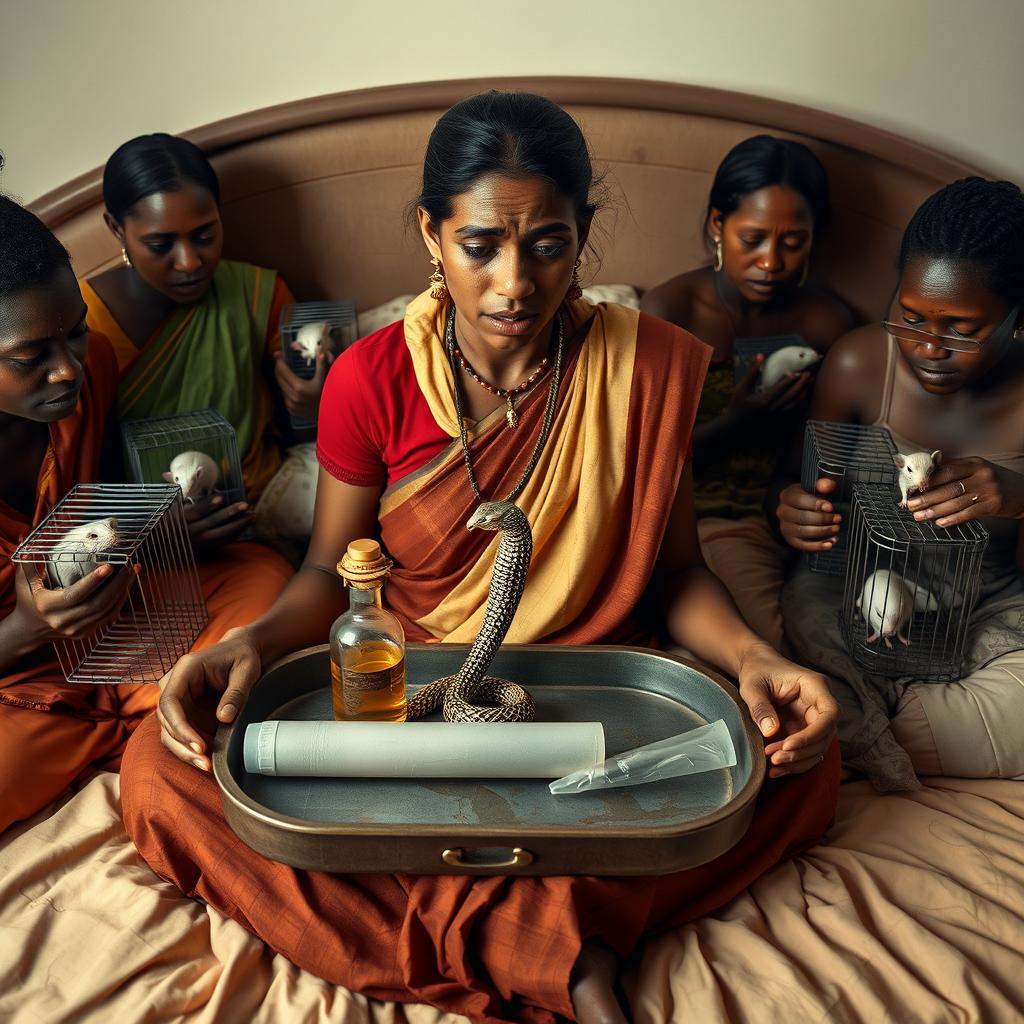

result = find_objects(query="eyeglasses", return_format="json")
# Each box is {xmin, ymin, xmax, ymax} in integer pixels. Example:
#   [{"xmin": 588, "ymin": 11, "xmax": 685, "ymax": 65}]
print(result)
[{"xmin": 882, "ymin": 305, "xmax": 1020, "ymax": 354}]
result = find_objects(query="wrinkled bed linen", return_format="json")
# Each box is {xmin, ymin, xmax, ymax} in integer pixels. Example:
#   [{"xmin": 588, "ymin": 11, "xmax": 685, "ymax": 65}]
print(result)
[{"xmin": 2, "ymin": 773, "xmax": 1023, "ymax": 1023}]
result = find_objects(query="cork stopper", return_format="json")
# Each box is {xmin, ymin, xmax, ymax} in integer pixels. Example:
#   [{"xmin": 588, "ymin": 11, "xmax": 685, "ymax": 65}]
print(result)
[{"xmin": 337, "ymin": 539, "xmax": 393, "ymax": 588}]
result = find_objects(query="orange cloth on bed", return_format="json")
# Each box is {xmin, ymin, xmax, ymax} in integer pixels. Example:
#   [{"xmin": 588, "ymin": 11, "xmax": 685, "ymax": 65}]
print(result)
[
  {"xmin": 0, "ymin": 333, "xmax": 293, "ymax": 832},
  {"xmin": 122, "ymin": 717, "xmax": 839, "ymax": 1024}
]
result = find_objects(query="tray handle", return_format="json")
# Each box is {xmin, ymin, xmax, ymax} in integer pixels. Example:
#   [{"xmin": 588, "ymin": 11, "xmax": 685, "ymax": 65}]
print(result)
[{"xmin": 442, "ymin": 847, "xmax": 535, "ymax": 870}]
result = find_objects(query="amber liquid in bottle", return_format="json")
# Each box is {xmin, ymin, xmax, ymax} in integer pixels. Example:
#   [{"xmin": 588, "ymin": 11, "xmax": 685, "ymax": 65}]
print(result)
[
  {"xmin": 331, "ymin": 639, "xmax": 407, "ymax": 722},
  {"xmin": 330, "ymin": 539, "xmax": 408, "ymax": 722}
]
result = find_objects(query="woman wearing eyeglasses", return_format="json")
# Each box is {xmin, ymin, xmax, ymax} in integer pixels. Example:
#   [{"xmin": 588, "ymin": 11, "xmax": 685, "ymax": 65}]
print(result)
[{"xmin": 772, "ymin": 177, "xmax": 1024, "ymax": 791}]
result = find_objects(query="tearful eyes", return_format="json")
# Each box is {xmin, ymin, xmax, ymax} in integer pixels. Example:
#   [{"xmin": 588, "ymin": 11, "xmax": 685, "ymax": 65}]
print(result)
[{"xmin": 460, "ymin": 243, "xmax": 568, "ymax": 261}]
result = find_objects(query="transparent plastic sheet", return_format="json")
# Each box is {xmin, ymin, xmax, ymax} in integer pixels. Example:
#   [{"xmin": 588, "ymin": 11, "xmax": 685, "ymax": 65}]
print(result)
[{"xmin": 549, "ymin": 719, "xmax": 736, "ymax": 795}]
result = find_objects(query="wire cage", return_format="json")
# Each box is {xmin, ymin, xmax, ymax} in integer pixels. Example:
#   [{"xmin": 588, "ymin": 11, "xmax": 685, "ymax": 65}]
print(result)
[
  {"xmin": 11, "ymin": 483, "xmax": 208, "ymax": 684},
  {"xmin": 839, "ymin": 483, "xmax": 988, "ymax": 682},
  {"xmin": 801, "ymin": 420, "xmax": 900, "ymax": 575},
  {"xmin": 280, "ymin": 300, "xmax": 359, "ymax": 429},
  {"xmin": 733, "ymin": 333, "xmax": 806, "ymax": 382},
  {"xmin": 122, "ymin": 407, "xmax": 244, "ymax": 512}
]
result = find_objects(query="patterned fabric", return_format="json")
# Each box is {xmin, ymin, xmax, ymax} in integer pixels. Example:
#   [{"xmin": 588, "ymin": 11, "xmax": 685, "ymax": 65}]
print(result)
[{"xmin": 692, "ymin": 363, "xmax": 782, "ymax": 519}]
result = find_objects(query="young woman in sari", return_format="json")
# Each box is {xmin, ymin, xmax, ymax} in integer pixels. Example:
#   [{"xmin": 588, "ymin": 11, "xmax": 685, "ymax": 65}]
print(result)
[
  {"xmin": 0, "ymin": 195, "xmax": 292, "ymax": 832},
  {"xmin": 773, "ymin": 177, "xmax": 1024, "ymax": 792},
  {"xmin": 81, "ymin": 134, "xmax": 327, "ymax": 546},
  {"xmin": 642, "ymin": 137, "xmax": 856, "ymax": 650},
  {"xmin": 120, "ymin": 93, "xmax": 840, "ymax": 1024}
]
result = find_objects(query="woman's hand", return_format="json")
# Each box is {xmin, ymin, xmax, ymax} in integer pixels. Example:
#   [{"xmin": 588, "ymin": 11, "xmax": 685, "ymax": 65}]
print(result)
[
  {"xmin": 273, "ymin": 350, "xmax": 333, "ymax": 422},
  {"xmin": 776, "ymin": 477, "xmax": 842, "ymax": 551},
  {"xmin": 736, "ymin": 641, "xmax": 839, "ymax": 779},
  {"xmin": 13, "ymin": 562, "xmax": 138, "ymax": 647},
  {"xmin": 185, "ymin": 495, "xmax": 253, "ymax": 552},
  {"xmin": 906, "ymin": 457, "xmax": 1024, "ymax": 527},
  {"xmin": 156, "ymin": 626, "xmax": 263, "ymax": 771},
  {"xmin": 728, "ymin": 354, "xmax": 813, "ymax": 424}
]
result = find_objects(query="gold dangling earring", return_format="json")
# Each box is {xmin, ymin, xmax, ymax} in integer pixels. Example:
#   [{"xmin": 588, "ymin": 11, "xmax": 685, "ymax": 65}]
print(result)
[
  {"xmin": 799, "ymin": 258, "xmax": 809, "ymax": 287},
  {"xmin": 566, "ymin": 258, "xmax": 583, "ymax": 301},
  {"xmin": 121, "ymin": 247, "xmax": 132, "ymax": 268},
  {"xmin": 712, "ymin": 239, "xmax": 723, "ymax": 273},
  {"xmin": 428, "ymin": 258, "xmax": 448, "ymax": 302}
]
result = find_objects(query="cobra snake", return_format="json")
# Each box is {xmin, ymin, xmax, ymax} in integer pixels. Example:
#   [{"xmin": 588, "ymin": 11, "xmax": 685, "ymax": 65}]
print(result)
[{"xmin": 406, "ymin": 501, "xmax": 536, "ymax": 723}]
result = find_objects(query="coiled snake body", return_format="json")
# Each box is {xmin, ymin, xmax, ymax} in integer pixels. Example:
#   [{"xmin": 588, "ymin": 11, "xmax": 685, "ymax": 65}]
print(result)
[{"xmin": 406, "ymin": 501, "xmax": 536, "ymax": 723}]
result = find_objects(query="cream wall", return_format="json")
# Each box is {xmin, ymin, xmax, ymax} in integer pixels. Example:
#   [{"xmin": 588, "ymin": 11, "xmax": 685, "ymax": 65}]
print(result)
[{"xmin": 1, "ymin": 0, "xmax": 1021, "ymax": 205}]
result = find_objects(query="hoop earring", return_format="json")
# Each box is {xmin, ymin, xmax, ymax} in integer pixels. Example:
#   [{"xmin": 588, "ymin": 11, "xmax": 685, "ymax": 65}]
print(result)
[
  {"xmin": 712, "ymin": 240, "xmax": 723, "ymax": 273},
  {"xmin": 121, "ymin": 247, "xmax": 132, "ymax": 268},
  {"xmin": 428, "ymin": 258, "xmax": 448, "ymax": 302},
  {"xmin": 799, "ymin": 258, "xmax": 809, "ymax": 287},
  {"xmin": 566, "ymin": 258, "xmax": 583, "ymax": 301}
]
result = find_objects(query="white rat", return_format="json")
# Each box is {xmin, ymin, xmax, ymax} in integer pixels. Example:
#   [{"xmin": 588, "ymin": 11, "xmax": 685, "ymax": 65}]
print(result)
[
  {"xmin": 291, "ymin": 321, "xmax": 333, "ymax": 365},
  {"xmin": 47, "ymin": 517, "xmax": 119, "ymax": 589},
  {"xmin": 893, "ymin": 450, "xmax": 942, "ymax": 508},
  {"xmin": 758, "ymin": 345, "xmax": 821, "ymax": 390},
  {"xmin": 163, "ymin": 450, "xmax": 219, "ymax": 505},
  {"xmin": 859, "ymin": 569, "xmax": 914, "ymax": 648}
]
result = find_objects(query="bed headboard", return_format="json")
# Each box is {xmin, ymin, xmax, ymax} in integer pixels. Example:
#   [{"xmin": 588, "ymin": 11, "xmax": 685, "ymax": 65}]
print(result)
[{"xmin": 32, "ymin": 77, "xmax": 984, "ymax": 322}]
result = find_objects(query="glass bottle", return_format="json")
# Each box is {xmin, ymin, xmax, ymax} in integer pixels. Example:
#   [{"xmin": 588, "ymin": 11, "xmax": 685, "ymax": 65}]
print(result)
[{"xmin": 329, "ymin": 539, "xmax": 407, "ymax": 722}]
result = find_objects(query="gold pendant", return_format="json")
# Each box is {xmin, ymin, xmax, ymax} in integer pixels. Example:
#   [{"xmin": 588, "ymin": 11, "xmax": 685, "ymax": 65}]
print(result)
[{"xmin": 506, "ymin": 396, "xmax": 518, "ymax": 429}]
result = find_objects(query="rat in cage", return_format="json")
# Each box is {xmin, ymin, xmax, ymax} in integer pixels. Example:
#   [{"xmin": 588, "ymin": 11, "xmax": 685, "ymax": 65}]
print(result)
[
  {"xmin": 893, "ymin": 449, "xmax": 942, "ymax": 508},
  {"xmin": 858, "ymin": 568, "xmax": 942, "ymax": 648},
  {"xmin": 47, "ymin": 517, "xmax": 121, "ymax": 589},
  {"xmin": 291, "ymin": 320, "xmax": 341, "ymax": 365},
  {"xmin": 758, "ymin": 345, "xmax": 820, "ymax": 390},
  {"xmin": 162, "ymin": 450, "xmax": 220, "ymax": 507}
]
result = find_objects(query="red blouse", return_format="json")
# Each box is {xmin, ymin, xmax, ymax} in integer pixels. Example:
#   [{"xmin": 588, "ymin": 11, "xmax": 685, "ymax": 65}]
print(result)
[{"xmin": 316, "ymin": 321, "xmax": 450, "ymax": 488}]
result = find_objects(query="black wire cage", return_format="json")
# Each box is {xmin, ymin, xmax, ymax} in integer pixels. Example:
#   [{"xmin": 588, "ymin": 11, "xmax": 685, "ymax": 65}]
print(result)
[
  {"xmin": 280, "ymin": 300, "xmax": 358, "ymax": 429},
  {"xmin": 12, "ymin": 483, "xmax": 208, "ymax": 684},
  {"xmin": 801, "ymin": 420, "xmax": 900, "ymax": 575},
  {"xmin": 840, "ymin": 483, "xmax": 988, "ymax": 682},
  {"xmin": 122, "ymin": 407, "xmax": 245, "ymax": 512}
]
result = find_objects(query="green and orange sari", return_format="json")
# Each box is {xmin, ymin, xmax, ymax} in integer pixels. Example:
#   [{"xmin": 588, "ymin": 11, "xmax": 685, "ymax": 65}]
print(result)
[{"xmin": 81, "ymin": 259, "xmax": 291, "ymax": 499}]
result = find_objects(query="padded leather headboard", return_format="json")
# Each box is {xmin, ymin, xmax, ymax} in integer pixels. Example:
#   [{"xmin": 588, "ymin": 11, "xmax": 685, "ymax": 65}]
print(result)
[{"xmin": 32, "ymin": 77, "xmax": 983, "ymax": 322}]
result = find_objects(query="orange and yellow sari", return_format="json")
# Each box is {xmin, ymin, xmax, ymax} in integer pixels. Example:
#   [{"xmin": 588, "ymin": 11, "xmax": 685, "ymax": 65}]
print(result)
[{"xmin": 381, "ymin": 291, "xmax": 710, "ymax": 646}]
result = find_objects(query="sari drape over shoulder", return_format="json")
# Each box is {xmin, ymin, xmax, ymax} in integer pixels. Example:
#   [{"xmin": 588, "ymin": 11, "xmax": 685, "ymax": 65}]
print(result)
[
  {"xmin": 380, "ymin": 291, "xmax": 711, "ymax": 645},
  {"xmin": 81, "ymin": 260, "xmax": 290, "ymax": 499}
]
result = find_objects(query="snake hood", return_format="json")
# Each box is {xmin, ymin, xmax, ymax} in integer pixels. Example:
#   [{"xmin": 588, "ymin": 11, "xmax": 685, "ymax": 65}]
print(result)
[{"xmin": 466, "ymin": 501, "xmax": 519, "ymax": 532}]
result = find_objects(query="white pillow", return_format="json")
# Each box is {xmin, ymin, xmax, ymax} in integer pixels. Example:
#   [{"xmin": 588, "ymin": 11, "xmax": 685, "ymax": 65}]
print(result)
[
  {"xmin": 580, "ymin": 283, "xmax": 640, "ymax": 309},
  {"xmin": 357, "ymin": 295, "xmax": 416, "ymax": 338}
]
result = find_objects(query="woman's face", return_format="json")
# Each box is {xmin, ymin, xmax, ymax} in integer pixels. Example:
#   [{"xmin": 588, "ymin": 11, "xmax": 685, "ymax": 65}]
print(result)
[
  {"xmin": 108, "ymin": 182, "xmax": 223, "ymax": 305},
  {"xmin": 894, "ymin": 256, "xmax": 1018, "ymax": 395},
  {"xmin": 0, "ymin": 265, "xmax": 89, "ymax": 424},
  {"xmin": 709, "ymin": 185, "xmax": 813, "ymax": 303},
  {"xmin": 417, "ymin": 173, "xmax": 587, "ymax": 354}
]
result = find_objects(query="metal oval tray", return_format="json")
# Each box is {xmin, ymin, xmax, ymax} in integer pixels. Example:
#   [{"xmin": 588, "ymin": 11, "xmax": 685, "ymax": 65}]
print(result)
[{"xmin": 214, "ymin": 644, "xmax": 764, "ymax": 876}]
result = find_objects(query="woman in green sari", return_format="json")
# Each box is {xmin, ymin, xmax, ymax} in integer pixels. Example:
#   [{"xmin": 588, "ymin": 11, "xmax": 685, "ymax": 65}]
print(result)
[{"xmin": 82, "ymin": 134, "xmax": 327, "ymax": 546}]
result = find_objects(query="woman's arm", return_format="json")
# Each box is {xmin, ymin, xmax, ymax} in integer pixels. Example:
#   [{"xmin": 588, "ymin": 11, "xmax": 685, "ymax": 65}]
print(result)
[
  {"xmin": 156, "ymin": 470, "xmax": 381, "ymax": 769},
  {"xmin": 764, "ymin": 327, "xmax": 878, "ymax": 547},
  {"xmin": 654, "ymin": 466, "xmax": 838, "ymax": 776}
]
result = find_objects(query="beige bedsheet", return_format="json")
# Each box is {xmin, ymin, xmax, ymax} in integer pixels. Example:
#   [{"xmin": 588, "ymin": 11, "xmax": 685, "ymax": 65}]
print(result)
[{"xmin": 2, "ymin": 774, "xmax": 1023, "ymax": 1023}]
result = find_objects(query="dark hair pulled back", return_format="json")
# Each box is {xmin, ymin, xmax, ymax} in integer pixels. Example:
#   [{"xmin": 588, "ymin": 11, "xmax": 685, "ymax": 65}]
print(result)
[
  {"xmin": 706, "ymin": 135, "xmax": 830, "ymax": 238},
  {"xmin": 416, "ymin": 91, "xmax": 598, "ymax": 227},
  {"xmin": 899, "ymin": 176, "xmax": 1024, "ymax": 306},
  {"xmin": 103, "ymin": 133, "xmax": 220, "ymax": 224}
]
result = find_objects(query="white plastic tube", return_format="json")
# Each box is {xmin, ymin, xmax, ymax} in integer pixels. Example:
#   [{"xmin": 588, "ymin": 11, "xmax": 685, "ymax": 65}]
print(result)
[
  {"xmin": 549, "ymin": 719, "xmax": 736, "ymax": 794},
  {"xmin": 243, "ymin": 720, "xmax": 606, "ymax": 779}
]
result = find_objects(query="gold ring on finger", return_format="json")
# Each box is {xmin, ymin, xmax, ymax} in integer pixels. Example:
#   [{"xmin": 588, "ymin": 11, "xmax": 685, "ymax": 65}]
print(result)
[
  {"xmin": 971, "ymin": 494, "xmax": 980, "ymax": 503},
  {"xmin": 958, "ymin": 480, "xmax": 967, "ymax": 496}
]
